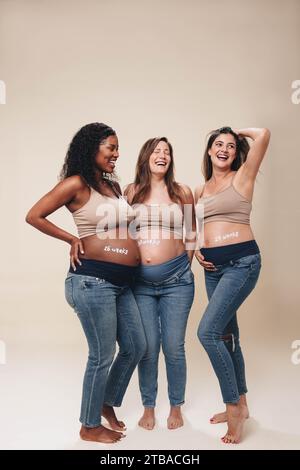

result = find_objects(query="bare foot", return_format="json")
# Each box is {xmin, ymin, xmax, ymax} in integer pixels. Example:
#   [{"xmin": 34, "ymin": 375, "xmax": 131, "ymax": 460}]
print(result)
[
  {"xmin": 102, "ymin": 404, "xmax": 126, "ymax": 431},
  {"xmin": 138, "ymin": 408, "xmax": 155, "ymax": 430},
  {"xmin": 211, "ymin": 395, "xmax": 249, "ymax": 424},
  {"xmin": 80, "ymin": 424, "xmax": 125, "ymax": 443},
  {"xmin": 167, "ymin": 406, "xmax": 183, "ymax": 430},
  {"xmin": 221, "ymin": 404, "xmax": 249, "ymax": 444},
  {"xmin": 210, "ymin": 409, "xmax": 249, "ymax": 424},
  {"xmin": 210, "ymin": 411, "xmax": 228, "ymax": 424}
]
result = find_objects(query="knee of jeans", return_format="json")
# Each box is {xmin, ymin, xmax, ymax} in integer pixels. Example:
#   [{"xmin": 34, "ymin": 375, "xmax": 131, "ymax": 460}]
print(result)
[
  {"xmin": 88, "ymin": 346, "xmax": 116, "ymax": 369},
  {"xmin": 141, "ymin": 340, "xmax": 160, "ymax": 361},
  {"xmin": 197, "ymin": 323, "xmax": 207, "ymax": 345},
  {"xmin": 162, "ymin": 341, "xmax": 184, "ymax": 360},
  {"xmin": 197, "ymin": 324, "xmax": 216, "ymax": 346},
  {"xmin": 134, "ymin": 336, "xmax": 148, "ymax": 361}
]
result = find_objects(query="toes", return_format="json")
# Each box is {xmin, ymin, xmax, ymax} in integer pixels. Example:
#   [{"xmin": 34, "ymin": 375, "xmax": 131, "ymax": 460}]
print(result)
[
  {"xmin": 139, "ymin": 420, "xmax": 154, "ymax": 430},
  {"xmin": 117, "ymin": 423, "xmax": 127, "ymax": 431},
  {"xmin": 221, "ymin": 434, "xmax": 236, "ymax": 444},
  {"xmin": 168, "ymin": 420, "xmax": 182, "ymax": 430}
]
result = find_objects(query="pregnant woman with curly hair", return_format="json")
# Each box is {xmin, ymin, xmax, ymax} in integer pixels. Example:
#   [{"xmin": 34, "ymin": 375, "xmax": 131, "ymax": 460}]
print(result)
[{"xmin": 26, "ymin": 123, "xmax": 146, "ymax": 443}]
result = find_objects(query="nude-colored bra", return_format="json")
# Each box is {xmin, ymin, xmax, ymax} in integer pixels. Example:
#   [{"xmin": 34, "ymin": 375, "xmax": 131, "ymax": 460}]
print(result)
[
  {"xmin": 132, "ymin": 203, "xmax": 184, "ymax": 238},
  {"xmin": 72, "ymin": 186, "xmax": 135, "ymax": 238},
  {"xmin": 195, "ymin": 179, "xmax": 252, "ymax": 225}
]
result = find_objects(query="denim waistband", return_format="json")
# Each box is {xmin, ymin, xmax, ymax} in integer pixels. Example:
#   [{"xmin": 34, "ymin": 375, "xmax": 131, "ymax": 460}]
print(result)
[
  {"xmin": 200, "ymin": 240, "xmax": 260, "ymax": 265},
  {"xmin": 69, "ymin": 258, "xmax": 138, "ymax": 286},
  {"xmin": 138, "ymin": 251, "xmax": 189, "ymax": 283}
]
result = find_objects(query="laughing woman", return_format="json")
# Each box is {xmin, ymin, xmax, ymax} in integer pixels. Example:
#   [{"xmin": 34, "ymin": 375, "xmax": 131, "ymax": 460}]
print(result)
[
  {"xmin": 125, "ymin": 137, "xmax": 196, "ymax": 430},
  {"xmin": 195, "ymin": 126, "xmax": 270, "ymax": 444},
  {"xmin": 26, "ymin": 123, "xmax": 146, "ymax": 444}
]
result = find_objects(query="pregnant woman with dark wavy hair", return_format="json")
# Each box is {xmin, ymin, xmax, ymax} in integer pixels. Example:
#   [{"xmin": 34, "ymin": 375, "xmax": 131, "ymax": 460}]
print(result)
[{"xmin": 195, "ymin": 126, "xmax": 270, "ymax": 444}]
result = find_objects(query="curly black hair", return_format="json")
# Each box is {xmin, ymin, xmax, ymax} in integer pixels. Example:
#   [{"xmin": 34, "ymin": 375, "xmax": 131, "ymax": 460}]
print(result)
[{"xmin": 60, "ymin": 122, "xmax": 117, "ymax": 192}]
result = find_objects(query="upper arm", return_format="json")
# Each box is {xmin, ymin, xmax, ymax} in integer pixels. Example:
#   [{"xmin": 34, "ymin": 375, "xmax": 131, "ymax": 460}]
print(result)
[
  {"xmin": 194, "ymin": 185, "xmax": 204, "ymax": 204},
  {"xmin": 179, "ymin": 184, "xmax": 196, "ymax": 233},
  {"xmin": 179, "ymin": 183, "xmax": 194, "ymax": 205},
  {"xmin": 26, "ymin": 175, "xmax": 85, "ymax": 221},
  {"xmin": 241, "ymin": 128, "xmax": 271, "ymax": 180},
  {"xmin": 123, "ymin": 183, "xmax": 136, "ymax": 205}
]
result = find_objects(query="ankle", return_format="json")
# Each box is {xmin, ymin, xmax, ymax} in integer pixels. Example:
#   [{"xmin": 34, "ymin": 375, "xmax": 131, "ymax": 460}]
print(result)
[
  {"xmin": 170, "ymin": 405, "xmax": 182, "ymax": 413},
  {"xmin": 144, "ymin": 407, "xmax": 155, "ymax": 415},
  {"xmin": 226, "ymin": 403, "xmax": 239, "ymax": 414},
  {"xmin": 80, "ymin": 424, "xmax": 101, "ymax": 433},
  {"xmin": 239, "ymin": 394, "xmax": 248, "ymax": 407}
]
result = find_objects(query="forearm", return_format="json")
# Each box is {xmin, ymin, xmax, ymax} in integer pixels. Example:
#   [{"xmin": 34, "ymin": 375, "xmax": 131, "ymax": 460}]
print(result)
[
  {"xmin": 26, "ymin": 216, "xmax": 76, "ymax": 245},
  {"xmin": 186, "ymin": 249, "xmax": 195, "ymax": 264},
  {"xmin": 185, "ymin": 230, "xmax": 197, "ymax": 263}
]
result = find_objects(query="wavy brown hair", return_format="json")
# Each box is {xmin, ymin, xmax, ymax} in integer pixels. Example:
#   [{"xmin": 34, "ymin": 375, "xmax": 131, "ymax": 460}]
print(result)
[
  {"xmin": 202, "ymin": 126, "xmax": 250, "ymax": 181},
  {"xmin": 131, "ymin": 137, "xmax": 184, "ymax": 205}
]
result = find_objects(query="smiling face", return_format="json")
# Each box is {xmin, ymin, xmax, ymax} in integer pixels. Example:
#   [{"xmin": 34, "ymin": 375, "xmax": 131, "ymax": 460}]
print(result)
[
  {"xmin": 208, "ymin": 133, "xmax": 237, "ymax": 170},
  {"xmin": 148, "ymin": 140, "xmax": 171, "ymax": 176},
  {"xmin": 95, "ymin": 135, "xmax": 119, "ymax": 173}
]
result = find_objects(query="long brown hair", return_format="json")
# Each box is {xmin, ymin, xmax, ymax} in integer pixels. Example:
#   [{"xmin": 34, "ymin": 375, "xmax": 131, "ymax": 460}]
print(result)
[
  {"xmin": 202, "ymin": 126, "xmax": 250, "ymax": 181},
  {"xmin": 132, "ymin": 137, "xmax": 184, "ymax": 205}
]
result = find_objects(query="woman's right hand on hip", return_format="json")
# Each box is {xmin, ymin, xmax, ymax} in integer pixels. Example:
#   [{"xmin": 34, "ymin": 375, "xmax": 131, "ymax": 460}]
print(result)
[{"xmin": 69, "ymin": 237, "xmax": 84, "ymax": 271}]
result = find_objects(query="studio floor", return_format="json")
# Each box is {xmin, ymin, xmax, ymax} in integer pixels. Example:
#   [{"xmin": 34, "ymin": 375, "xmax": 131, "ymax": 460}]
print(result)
[{"xmin": 1, "ymin": 340, "xmax": 299, "ymax": 450}]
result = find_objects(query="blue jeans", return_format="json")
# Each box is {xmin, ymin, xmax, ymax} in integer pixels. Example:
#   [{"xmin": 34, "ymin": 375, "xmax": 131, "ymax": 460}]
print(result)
[
  {"xmin": 65, "ymin": 273, "xmax": 147, "ymax": 428},
  {"xmin": 197, "ymin": 253, "xmax": 261, "ymax": 404},
  {"xmin": 133, "ymin": 262, "xmax": 195, "ymax": 407}
]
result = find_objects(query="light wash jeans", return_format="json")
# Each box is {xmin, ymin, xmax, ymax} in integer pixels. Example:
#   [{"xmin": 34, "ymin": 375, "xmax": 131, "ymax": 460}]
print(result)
[
  {"xmin": 65, "ymin": 273, "xmax": 146, "ymax": 428},
  {"xmin": 133, "ymin": 259, "xmax": 195, "ymax": 407},
  {"xmin": 197, "ymin": 253, "xmax": 261, "ymax": 403}
]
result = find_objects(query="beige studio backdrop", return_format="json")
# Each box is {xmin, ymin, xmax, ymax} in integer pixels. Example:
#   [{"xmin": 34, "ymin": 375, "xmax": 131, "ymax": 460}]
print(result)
[{"xmin": 0, "ymin": 0, "xmax": 300, "ymax": 450}]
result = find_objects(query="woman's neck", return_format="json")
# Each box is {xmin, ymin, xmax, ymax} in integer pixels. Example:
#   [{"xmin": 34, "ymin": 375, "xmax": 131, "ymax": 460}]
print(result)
[
  {"xmin": 94, "ymin": 170, "xmax": 104, "ymax": 185},
  {"xmin": 150, "ymin": 174, "xmax": 167, "ymax": 190},
  {"xmin": 210, "ymin": 168, "xmax": 234, "ymax": 184}
]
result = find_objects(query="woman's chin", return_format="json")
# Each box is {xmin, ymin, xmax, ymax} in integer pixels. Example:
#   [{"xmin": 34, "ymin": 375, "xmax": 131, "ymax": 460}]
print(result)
[{"xmin": 151, "ymin": 169, "xmax": 168, "ymax": 177}]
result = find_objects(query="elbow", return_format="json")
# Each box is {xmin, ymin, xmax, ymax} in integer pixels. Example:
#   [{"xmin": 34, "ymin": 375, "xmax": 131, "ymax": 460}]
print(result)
[
  {"xmin": 25, "ymin": 211, "xmax": 36, "ymax": 226},
  {"xmin": 262, "ymin": 128, "xmax": 271, "ymax": 140}
]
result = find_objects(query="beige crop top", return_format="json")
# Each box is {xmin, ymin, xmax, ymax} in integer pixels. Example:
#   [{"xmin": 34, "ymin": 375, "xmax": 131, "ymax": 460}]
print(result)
[
  {"xmin": 72, "ymin": 186, "xmax": 135, "ymax": 238},
  {"xmin": 196, "ymin": 179, "xmax": 252, "ymax": 225},
  {"xmin": 132, "ymin": 203, "xmax": 184, "ymax": 238}
]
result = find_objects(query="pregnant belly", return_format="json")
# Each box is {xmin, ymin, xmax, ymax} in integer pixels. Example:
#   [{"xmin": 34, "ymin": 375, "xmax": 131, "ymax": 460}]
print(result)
[
  {"xmin": 137, "ymin": 231, "xmax": 185, "ymax": 265},
  {"xmin": 201, "ymin": 222, "xmax": 255, "ymax": 248},
  {"xmin": 79, "ymin": 232, "xmax": 141, "ymax": 266}
]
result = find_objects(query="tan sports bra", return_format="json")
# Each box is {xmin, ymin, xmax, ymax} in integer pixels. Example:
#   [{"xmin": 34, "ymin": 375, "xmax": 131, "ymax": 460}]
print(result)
[
  {"xmin": 132, "ymin": 203, "xmax": 184, "ymax": 238},
  {"xmin": 72, "ymin": 186, "xmax": 135, "ymax": 238},
  {"xmin": 196, "ymin": 177, "xmax": 252, "ymax": 225}
]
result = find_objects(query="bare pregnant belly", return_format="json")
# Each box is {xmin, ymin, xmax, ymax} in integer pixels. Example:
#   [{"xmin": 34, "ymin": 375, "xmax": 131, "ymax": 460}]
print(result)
[
  {"xmin": 137, "ymin": 231, "xmax": 186, "ymax": 265},
  {"xmin": 201, "ymin": 222, "xmax": 255, "ymax": 248},
  {"xmin": 79, "ymin": 231, "xmax": 141, "ymax": 266}
]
